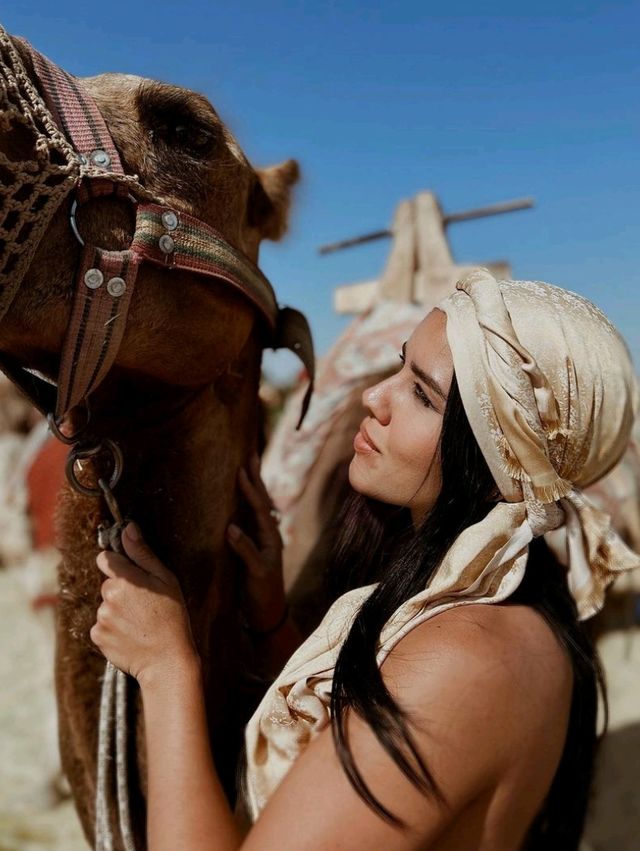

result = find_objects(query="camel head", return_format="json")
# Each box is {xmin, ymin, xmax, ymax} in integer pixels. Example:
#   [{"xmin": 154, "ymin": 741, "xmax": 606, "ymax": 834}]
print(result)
[
  {"xmin": 83, "ymin": 73, "xmax": 299, "ymax": 259},
  {"xmin": 0, "ymin": 40, "xmax": 300, "ymax": 391}
]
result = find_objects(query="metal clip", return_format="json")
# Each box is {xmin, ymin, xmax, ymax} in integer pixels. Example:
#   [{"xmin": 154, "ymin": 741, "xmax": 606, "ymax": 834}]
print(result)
[
  {"xmin": 96, "ymin": 479, "xmax": 130, "ymax": 554},
  {"xmin": 47, "ymin": 401, "xmax": 91, "ymax": 445},
  {"xmin": 65, "ymin": 439, "xmax": 123, "ymax": 496}
]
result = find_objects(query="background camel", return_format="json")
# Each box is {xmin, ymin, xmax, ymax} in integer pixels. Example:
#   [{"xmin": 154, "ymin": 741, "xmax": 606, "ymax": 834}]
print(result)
[{"xmin": 0, "ymin": 32, "xmax": 305, "ymax": 849}]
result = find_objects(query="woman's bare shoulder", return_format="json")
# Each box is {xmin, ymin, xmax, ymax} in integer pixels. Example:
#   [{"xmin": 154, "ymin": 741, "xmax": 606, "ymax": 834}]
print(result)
[
  {"xmin": 384, "ymin": 600, "xmax": 572, "ymax": 675},
  {"xmin": 244, "ymin": 603, "xmax": 574, "ymax": 851},
  {"xmin": 381, "ymin": 601, "xmax": 573, "ymax": 766}
]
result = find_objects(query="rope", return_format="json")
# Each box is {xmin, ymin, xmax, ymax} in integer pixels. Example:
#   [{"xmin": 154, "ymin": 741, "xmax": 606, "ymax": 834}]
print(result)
[
  {"xmin": 95, "ymin": 659, "xmax": 137, "ymax": 851},
  {"xmin": 115, "ymin": 668, "xmax": 137, "ymax": 851},
  {"xmin": 94, "ymin": 479, "xmax": 137, "ymax": 851},
  {"xmin": 95, "ymin": 662, "xmax": 116, "ymax": 851}
]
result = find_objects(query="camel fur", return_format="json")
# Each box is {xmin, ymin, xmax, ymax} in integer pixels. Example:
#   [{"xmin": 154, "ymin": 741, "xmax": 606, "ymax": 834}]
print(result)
[{"xmin": 0, "ymin": 36, "xmax": 300, "ymax": 849}]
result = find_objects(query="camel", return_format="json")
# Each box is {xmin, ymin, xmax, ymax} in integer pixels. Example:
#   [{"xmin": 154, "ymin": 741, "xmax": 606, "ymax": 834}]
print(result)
[{"xmin": 0, "ymin": 28, "xmax": 310, "ymax": 849}]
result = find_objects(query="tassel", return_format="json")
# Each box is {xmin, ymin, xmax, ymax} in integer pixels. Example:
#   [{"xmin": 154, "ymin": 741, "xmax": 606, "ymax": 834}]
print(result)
[
  {"xmin": 530, "ymin": 477, "xmax": 573, "ymax": 505},
  {"xmin": 496, "ymin": 434, "xmax": 530, "ymax": 482}
]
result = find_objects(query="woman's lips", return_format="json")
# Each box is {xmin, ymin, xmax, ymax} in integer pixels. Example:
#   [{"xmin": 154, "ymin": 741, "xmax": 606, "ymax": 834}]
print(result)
[{"xmin": 354, "ymin": 424, "xmax": 380, "ymax": 454}]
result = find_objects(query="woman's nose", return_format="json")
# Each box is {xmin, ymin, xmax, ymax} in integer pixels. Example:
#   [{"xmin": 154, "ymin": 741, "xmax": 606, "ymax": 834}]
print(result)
[{"xmin": 362, "ymin": 377, "xmax": 391, "ymax": 425}]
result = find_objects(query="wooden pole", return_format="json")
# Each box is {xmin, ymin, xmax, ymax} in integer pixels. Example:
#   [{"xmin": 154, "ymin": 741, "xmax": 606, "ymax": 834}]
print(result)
[
  {"xmin": 443, "ymin": 196, "xmax": 534, "ymax": 225},
  {"xmin": 317, "ymin": 229, "xmax": 391, "ymax": 255},
  {"xmin": 317, "ymin": 196, "xmax": 534, "ymax": 255}
]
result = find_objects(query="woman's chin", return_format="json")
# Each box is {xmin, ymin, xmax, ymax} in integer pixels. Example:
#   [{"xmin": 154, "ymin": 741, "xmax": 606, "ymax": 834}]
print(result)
[
  {"xmin": 348, "ymin": 456, "xmax": 383, "ymax": 501},
  {"xmin": 347, "ymin": 454, "xmax": 368, "ymax": 493}
]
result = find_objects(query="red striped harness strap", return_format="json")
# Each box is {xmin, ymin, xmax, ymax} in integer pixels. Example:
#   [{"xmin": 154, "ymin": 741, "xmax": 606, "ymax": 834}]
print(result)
[{"xmin": 5, "ymin": 35, "xmax": 314, "ymax": 427}]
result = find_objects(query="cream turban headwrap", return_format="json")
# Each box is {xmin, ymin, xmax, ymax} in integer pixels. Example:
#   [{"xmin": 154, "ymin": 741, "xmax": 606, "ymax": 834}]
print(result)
[{"xmin": 243, "ymin": 270, "xmax": 640, "ymax": 819}]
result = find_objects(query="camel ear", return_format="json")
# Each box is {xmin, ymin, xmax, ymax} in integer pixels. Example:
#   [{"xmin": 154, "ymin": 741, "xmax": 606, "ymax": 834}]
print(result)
[{"xmin": 249, "ymin": 159, "xmax": 300, "ymax": 241}]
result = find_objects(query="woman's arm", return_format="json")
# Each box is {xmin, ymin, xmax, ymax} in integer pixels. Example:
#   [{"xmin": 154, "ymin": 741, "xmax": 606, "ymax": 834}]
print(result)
[
  {"xmin": 139, "ymin": 659, "xmax": 241, "ymax": 851},
  {"xmin": 93, "ymin": 530, "xmax": 550, "ymax": 851},
  {"xmin": 91, "ymin": 527, "xmax": 243, "ymax": 851}
]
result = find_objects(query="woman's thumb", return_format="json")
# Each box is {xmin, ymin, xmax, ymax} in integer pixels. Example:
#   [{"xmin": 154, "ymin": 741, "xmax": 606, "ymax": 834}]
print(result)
[{"xmin": 121, "ymin": 522, "xmax": 171, "ymax": 581}]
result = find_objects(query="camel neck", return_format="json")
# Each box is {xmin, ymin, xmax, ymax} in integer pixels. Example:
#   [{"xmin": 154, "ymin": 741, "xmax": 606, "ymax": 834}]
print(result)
[{"xmin": 57, "ymin": 366, "xmax": 260, "ymax": 670}]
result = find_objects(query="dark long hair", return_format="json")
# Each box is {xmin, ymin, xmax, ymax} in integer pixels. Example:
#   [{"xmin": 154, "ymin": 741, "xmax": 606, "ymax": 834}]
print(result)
[{"xmin": 328, "ymin": 374, "xmax": 605, "ymax": 848}]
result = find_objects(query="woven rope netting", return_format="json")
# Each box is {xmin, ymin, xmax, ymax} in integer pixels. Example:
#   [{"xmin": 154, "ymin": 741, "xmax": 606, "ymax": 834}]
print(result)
[
  {"xmin": 0, "ymin": 25, "xmax": 80, "ymax": 320},
  {"xmin": 0, "ymin": 24, "xmax": 150, "ymax": 324}
]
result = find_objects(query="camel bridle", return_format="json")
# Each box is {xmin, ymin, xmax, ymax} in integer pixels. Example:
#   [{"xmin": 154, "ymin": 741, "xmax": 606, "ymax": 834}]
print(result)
[
  {"xmin": 0, "ymin": 25, "xmax": 314, "ymax": 434},
  {"xmin": 0, "ymin": 24, "xmax": 315, "ymax": 851}
]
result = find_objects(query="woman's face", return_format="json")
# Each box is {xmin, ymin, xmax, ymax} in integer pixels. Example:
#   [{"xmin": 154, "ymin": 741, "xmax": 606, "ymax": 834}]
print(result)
[{"xmin": 348, "ymin": 309, "xmax": 453, "ymax": 526}]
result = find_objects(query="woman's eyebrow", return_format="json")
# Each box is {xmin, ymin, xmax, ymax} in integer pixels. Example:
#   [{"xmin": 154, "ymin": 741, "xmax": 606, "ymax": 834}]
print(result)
[{"xmin": 402, "ymin": 341, "xmax": 447, "ymax": 401}]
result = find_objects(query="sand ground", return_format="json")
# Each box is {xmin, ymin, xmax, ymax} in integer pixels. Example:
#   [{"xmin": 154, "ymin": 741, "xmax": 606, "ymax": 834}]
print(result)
[{"xmin": 0, "ymin": 562, "xmax": 638, "ymax": 851}]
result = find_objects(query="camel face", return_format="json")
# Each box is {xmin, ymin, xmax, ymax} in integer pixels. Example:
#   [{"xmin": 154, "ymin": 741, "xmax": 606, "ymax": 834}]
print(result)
[
  {"xmin": 1, "ymin": 58, "xmax": 299, "ymax": 388},
  {"xmin": 83, "ymin": 74, "xmax": 298, "ymax": 260}
]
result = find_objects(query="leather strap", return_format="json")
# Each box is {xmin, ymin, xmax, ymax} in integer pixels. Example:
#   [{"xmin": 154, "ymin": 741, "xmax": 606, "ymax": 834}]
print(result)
[
  {"xmin": 274, "ymin": 307, "xmax": 315, "ymax": 429},
  {"xmin": 131, "ymin": 203, "xmax": 279, "ymax": 332},
  {"xmin": 18, "ymin": 36, "xmax": 124, "ymax": 173},
  {"xmin": 56, "ymin": 244, "xmax": 140, "ymax": 418}
]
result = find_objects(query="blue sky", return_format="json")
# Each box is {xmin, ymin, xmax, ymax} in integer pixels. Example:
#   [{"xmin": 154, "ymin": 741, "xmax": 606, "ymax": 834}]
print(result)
[{"xmin": 4, "ymin": 1, "xmax": 638, "ymax": 381}]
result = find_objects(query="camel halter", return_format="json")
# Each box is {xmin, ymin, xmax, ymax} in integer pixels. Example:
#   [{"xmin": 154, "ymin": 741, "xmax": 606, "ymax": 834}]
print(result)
[
  {"xmin": 0, "ymin": 25, "xmax": 314, "ymax": 427},
  {"xmin": 0, "ymin": 24, "xmax": 315, "ymax": 851}
]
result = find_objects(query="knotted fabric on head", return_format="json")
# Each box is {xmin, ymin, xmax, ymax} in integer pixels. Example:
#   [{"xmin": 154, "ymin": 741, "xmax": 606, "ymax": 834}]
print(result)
[
  {"xmin": 243, "ymin": 270, "xmax": 640, "ymax": 820},
  {"xmin": 444, "ymin": 269, "xmax": 639, "ymax": 617}
]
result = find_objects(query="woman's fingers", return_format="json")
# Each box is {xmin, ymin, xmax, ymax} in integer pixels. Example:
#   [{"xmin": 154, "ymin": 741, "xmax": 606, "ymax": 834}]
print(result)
[
  {"xmin": 243, "ymin": 453, "xmax": 276, "ymax": 516},
  {"xmin": 121, "ymin": 523, "xmax": 177, "ymax": 587},
  {"xmin": 249, "ymin": 452, "xmax": 273, "ymax": 504},
  {"xmin": 228, "ymin": 519, "xmax": 281, "ymax": 585},
  {"xmin": 227, "ymin": 524, "xmax": 267, "ymax": 576},
  {"xmin": 96, "ymin": 549, "xmax": 148, "ymax": 584},
  {"xmin": 95, "ymin": 525, "xmax": 180, "ymax": 608},
  {"xmin": 238, "ymin": 466, "xmax": 268, "ymax": 513},
  {"xmin": 238, "ymin": 467, "xmax": 282, "ymax": 547}
]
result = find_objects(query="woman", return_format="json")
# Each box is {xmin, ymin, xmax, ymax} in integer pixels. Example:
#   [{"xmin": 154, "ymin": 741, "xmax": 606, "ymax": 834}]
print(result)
[{"xmin": 91, "ymin": 270, "xmax": 639, "ymax": 851}]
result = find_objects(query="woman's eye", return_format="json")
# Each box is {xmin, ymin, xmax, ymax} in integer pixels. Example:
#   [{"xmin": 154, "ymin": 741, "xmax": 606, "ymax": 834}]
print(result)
[
  {"xmin": 398, "ymin": 351, "xmax": 405, "ymax": 365},
  {"xmin": 413, "ymin": 382, "xmax": 433, "ymax": 409}
]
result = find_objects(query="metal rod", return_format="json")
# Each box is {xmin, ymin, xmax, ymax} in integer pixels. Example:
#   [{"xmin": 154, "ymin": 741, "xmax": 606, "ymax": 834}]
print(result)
[{"xmin": 317, "ymin": 196, "xmax": 534, "ymax": 255}]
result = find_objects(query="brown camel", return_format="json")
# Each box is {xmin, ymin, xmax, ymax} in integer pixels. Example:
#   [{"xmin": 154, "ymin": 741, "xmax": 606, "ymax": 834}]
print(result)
[{"xmin": 0, "ymin": 32, "xmax": 305, "ymax": 849}]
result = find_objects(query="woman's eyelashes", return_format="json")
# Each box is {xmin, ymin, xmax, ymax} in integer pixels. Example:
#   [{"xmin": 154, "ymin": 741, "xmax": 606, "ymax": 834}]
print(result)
[
  {"xmin": 398, "ymin": 351, "xmax": 433, "ymax": 409},
  {"xmin": 413, "ymin": 382, "xmax": 433, "ymax": 409}
]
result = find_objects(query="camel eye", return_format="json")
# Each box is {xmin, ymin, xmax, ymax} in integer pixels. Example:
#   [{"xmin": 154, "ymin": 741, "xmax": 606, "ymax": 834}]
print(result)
[
  {"xmin": 147, "ymin": 117, "xmax": 217, "ymax": 158},
  {"xmin": 171, "ymin": 122, "xmax": 216, "ymax": 155},
  {"xmin": 139, "ymin": 83, "xmax": 222, "ymax": 162}
]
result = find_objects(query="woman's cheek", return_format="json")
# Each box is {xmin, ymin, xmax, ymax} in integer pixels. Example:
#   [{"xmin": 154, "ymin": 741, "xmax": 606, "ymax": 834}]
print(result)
[
  {"xmin": 349, "ymin": 395, "xmax": 443, "ymax": 506},
  {"xmin": 396, "ymin": 423, "xmax": 443, "ymax": 498},
  {"xmin": 350, "ymin": 441, "xmax": 431, "ymax": 506}
]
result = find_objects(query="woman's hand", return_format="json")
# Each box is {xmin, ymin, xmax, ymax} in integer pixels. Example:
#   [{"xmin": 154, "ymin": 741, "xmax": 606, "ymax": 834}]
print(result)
[
  {"xmin": 226, "ymin": 452, "xmax": 287, "ymax": 634},
  {"xmin": 90, "ymin": 523, "xmax": 199, "ymax": 689}
]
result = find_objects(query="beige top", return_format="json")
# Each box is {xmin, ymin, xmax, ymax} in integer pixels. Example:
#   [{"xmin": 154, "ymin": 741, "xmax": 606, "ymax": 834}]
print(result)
[{"xmin": 244, "ymin": 269, "xmax": 640, "ymax": 820}]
